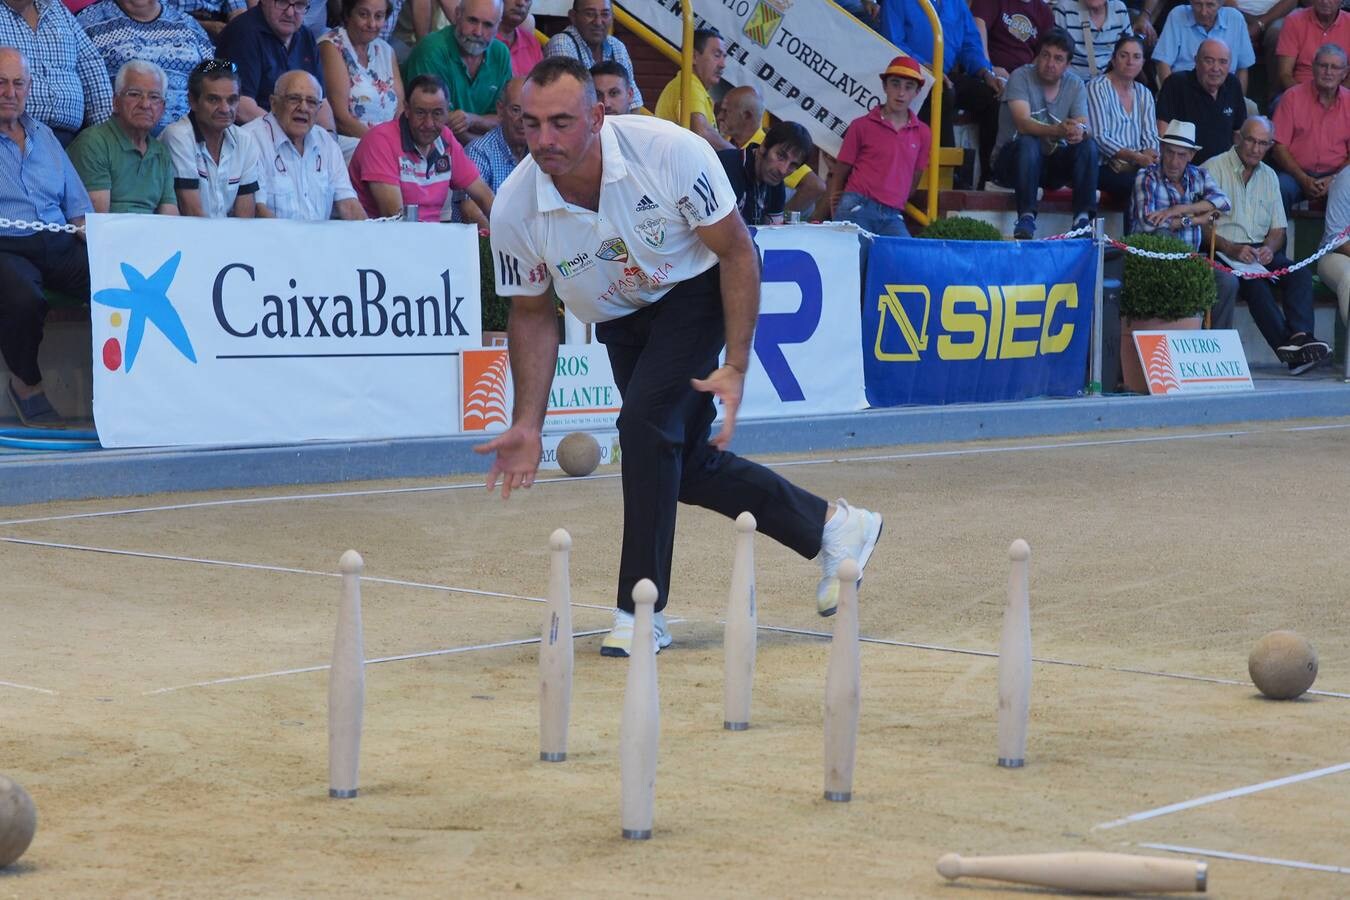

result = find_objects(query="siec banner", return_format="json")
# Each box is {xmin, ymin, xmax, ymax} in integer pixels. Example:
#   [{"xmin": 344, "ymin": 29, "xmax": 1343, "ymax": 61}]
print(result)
[
  {"xmin": 737, "ymin": 223, "xmax": 866, "ymax": 419},
  {"xmin": 863, "ymin": 237, "xmax": 1095, "ymax": 406},
  {"xmin": 615, "ymin": 0, "xmax": 932, "ymax": 157},
  {"xmin": 87, "ymin": 214, "xmax": 481, "ymax": 448}
]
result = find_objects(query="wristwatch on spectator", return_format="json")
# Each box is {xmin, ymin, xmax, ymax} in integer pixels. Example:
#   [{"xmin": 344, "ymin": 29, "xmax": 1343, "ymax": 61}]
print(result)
[{"xmin": 1181, "ymin": 215, "xmax": 1194, "ymax": 227}]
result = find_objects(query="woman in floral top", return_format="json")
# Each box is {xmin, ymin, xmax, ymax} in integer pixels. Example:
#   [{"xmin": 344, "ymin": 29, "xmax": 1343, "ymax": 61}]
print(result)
[{"xmin": 319, "ymin": 0, "xmax": 404, "ymax": 142}]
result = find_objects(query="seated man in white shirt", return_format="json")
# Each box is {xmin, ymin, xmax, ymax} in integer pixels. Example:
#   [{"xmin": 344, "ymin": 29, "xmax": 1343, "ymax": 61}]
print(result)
[
  {"xmin": 242, "ymin": 69, "xmax": 365, "ymax": 221},
  {"xmin": 163, "ymin": 59, "xmax": 267, "ymax": 218}
]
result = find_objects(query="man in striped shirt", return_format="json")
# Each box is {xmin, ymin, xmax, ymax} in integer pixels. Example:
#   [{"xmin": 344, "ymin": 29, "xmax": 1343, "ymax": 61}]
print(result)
[
  {"xmin": 0, "ymin": 0, "xmax": 113, "ymax": 145},
  {"xmin": 1130, "ymin": 119, "xmax": 1238, "ymax": 328}
]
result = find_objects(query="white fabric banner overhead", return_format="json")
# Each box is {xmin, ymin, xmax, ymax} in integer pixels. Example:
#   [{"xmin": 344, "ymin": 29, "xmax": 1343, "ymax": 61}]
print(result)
[
  {"xmin": 86, "ymin": 214, "xmax": 481, "ymax": 448},
  {"xmin": 615, "ymin": 0, "xmax": 931, "ymax": 157},
  {"xmin": 737, "ymin": 223, "xmax": 867, "ymax": 419}
]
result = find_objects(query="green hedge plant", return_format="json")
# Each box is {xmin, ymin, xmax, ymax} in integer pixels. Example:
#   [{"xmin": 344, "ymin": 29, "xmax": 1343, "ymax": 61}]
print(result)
[
  {"xmin": 1119, "ymin": 232, "xmax": 1216, "ymax": 321},
  {"xmin": 918, "ymin": 216, "xmax": 1005, "ymax": 241},
  {"xmin": 478, "ymin": 232, "xmax": 510, "ymax": 333}
]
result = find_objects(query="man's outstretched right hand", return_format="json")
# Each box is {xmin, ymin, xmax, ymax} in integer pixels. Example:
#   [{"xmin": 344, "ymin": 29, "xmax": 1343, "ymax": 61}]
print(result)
[{"xmin": 475, "ymin": 425, "xmax": 543, "ymax": 499}]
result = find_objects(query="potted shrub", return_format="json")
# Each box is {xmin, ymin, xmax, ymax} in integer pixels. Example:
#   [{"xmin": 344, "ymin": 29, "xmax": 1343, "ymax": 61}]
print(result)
[
  {"xmin": 1118, "ymin": 232, "xmax": 1216, "ymax": 393},
  {"xmin": 918, "ymin": 215, "xmax": 1005, "ymax": 241},
  {"xmin": 478, "ymin": 231, "xmax": 510, "ymax": 345}
]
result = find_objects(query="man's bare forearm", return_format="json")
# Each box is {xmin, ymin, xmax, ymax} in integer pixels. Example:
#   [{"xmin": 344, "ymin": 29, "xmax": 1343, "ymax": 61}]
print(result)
[
  {"xmin": 718, "ymin": 235, "xmax": 760, "ymax": 372},
  {"xmin": 508, "ymin": 295, "xmax": 560, "ymax": 431}
]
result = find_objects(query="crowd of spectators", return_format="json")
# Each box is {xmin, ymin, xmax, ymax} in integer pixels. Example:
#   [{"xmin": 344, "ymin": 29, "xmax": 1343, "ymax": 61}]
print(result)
[{"xmin": 4, "ymin": 0, "xmax": 1350, "ymax": 425}]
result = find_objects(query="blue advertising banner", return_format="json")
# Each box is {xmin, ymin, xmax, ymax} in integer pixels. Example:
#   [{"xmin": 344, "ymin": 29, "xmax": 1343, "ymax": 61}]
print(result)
[{"xmin": 862, "ymin": 237, "xmax": 1096, "ymax": 406}]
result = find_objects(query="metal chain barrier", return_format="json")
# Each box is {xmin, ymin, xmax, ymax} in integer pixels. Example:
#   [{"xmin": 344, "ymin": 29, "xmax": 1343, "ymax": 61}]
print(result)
[
  {"xmin": 1105, "ymin": 223, "xmax": 1350, "ymax": 280},
  {"xmin": 0, "ymin": 213, "xmax": 410, "ymax": 234}
]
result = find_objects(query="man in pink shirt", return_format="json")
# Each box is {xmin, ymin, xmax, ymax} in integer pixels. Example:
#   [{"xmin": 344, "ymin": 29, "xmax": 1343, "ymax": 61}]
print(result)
[
  {"xmin": 1271, "ymin": 44, "xmax": 1350, "ymax": 209},
  {"xmin": 1274, "ymin": 0, "xmax": 1350, "ymax": 92},
  {"xmin": 349, "ymin": 73, "xmax": 495, "ymax": 224},
  {"xmin": 497, "ymin": 0, "xmax": 542, "ymax": 77},
  {"xmin": 826, "ymin": 56, "xmax": 930, "ymax": 236}
]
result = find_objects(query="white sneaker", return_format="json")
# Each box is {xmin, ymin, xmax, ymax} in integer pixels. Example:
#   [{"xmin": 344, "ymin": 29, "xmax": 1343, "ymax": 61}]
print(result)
[
  {"xmin": 599, "ymin": 608, "xmax": 672, "ymax": 657},
  {"xmin": 815, "ymin": 499, "xmax": 883, "ymax": 617}
]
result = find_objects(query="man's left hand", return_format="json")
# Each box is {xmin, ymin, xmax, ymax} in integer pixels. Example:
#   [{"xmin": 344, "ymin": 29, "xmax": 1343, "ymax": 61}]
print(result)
[
  {"xmin": 691, "ymin": 364, "xmax": 744, "ymax": 451},
  {"xmin": 1255, "ymin": 245, "xmax": 1275, "ymax": 265}
]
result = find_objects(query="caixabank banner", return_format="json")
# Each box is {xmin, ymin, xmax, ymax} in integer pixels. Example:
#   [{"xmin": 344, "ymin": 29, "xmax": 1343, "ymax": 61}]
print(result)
[
  {"xmin": 87, "ymin": 214, "xmax": 481, "ymax": 447},
  {"xmin": 862, "ymin": 237, "xmax": 1095, "ymax": 406}
]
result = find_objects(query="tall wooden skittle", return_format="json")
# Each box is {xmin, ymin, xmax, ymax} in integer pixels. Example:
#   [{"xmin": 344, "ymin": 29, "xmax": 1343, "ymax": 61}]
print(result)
[
  {"xmin": 540, "ymin": 528, "xmax": 574, "ymax": 762},
  {"xmin": 937, "ymin": 851, "xmax": 1207, "ymax": 893},
  {"xmin": 823, "ymin": 558, "xmax": 860, "ymax": 802},
  {"xmin": 997, "ymin": 539, "xmax": 1032, "ymax": 768},
  {"xmin": 328, "ymin": 550, "xmax": 365, "ymax": 798},
  {"xmin": 620, "ymin": 579, "xmax": 660, "ymax": 839},
  {"xmin": 723, "ymin": 512, "xmax": 757, "ymax": 731}
]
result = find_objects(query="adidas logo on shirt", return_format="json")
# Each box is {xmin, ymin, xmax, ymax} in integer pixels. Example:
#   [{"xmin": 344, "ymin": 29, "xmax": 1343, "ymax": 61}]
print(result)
[{"xmin": 634, "ymin": 194, "xmax": 658, "ymax": 212}]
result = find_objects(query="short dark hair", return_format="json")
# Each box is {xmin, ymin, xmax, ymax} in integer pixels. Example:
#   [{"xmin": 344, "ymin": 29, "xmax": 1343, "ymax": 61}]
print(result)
[
  {"xmin": 528, "ymin": 56, "xmax": 598, "ymax": 105},
  {"xmin": 187, "ymin": 58, "xmax": 240, "ymax": 101},
  {"xmin": 341, "ymin": 0, "xmax": 394, "ymax": 21},
  {"xmin": 761, "ymin": 120, "xmax": 812, "ymax": 161},
  {"xmin": 1037, "ymin": 27, "xmax": 1075, "ymax": 59},
  {"xmin": 693, "ymin": 27, "xmax": 722, "ymax": 54},
  {"xmin": 406, "ymin": 73, "xmax": 449, "ymax": 103},
  {"xmin": 589, "ymin": 60, "xmax": 630, "ymax": 85}
]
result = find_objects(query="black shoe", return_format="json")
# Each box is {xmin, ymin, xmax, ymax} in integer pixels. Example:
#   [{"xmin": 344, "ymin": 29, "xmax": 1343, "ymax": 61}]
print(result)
[
  {"xmin": 1013, "ymin": 214, "xmax": 1036, "ymax": 240},
  {"xmin": 1279, "ymin": 333, "xmax": 1331, "ymax": 371}
]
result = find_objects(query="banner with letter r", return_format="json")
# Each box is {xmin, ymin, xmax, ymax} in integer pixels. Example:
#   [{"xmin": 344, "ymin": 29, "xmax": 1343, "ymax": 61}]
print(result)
[{"xmin": 862, "ymin": 237, "xmax": 1095, "ymax": 406}]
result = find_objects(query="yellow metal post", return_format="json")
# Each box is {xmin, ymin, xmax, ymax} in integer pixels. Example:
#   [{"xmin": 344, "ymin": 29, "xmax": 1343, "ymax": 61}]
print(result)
[
  {"xmin": 678, "ymin": 0, "xmax": 694, "ymax": 128},
  {"xmin": 903, "ymin": 0, "xmax": 943, "ymax": 227}
]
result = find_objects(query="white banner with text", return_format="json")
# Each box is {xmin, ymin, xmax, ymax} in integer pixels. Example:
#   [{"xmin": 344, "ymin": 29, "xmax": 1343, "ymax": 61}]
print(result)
[
  {"xmin": 616, "ymin": 0, "xmax": 931, "ymax": 157},
  {"xmin": 87, "ymin": 214, "xmax": 481, "ymax": 448}
]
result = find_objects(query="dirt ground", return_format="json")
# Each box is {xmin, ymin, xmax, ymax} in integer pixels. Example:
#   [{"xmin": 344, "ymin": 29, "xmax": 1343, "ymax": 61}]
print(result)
[{"xmin": 3, "ymin": 419, "xmax": 1350, "ymax": 898}]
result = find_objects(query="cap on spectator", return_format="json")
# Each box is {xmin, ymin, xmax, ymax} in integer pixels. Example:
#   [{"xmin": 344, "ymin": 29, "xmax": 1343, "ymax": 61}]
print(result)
[
  {"xmin": 880, "ymin": 56, "xmax": 923, "ymax": 84},
  {"xmin": 1159, "ymin": 120, "xmax": 1200, "ymax": 150}
]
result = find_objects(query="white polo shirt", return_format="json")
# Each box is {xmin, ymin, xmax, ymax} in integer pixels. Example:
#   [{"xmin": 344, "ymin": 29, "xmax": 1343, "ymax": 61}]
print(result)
[
  {"xmin": 242, "ymin": 113, "xmax": 357, "ymax": 221},
  {"xmin": 162, "ymin": 114, "xmax": 262, "ymax": 219},
  {"xmin": 489, "ymin": 115, "xmax": 737, "ymax": 324}
]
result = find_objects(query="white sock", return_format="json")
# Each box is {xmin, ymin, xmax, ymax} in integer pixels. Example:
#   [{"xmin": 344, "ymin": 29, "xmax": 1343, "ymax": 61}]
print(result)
[{"xmin": 822, "ymin": 503, "xmax": 847, "ymax": 537}]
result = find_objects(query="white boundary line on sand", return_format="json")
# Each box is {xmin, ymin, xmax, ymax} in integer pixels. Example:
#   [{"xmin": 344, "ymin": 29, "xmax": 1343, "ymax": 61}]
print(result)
[
  {"xmin": 143, "ymin": 629, "xmax": 609, "ymax": 695},
  {"xmin": 0, "ymin": 537, "xmax": 614, "ymax": 610},
  {"xmin": 756, "ymin": 624, "xmax": 1350, "ymax": 700},
  {"xmin": 0, "ymin": 679, "xmax": 58, "ymax": 695},
  {"xmin": 9, "ymin": 424, "xmax": 1349, "ymax": 527},
  {"xmin": 1094, "ymin": 762, "xmax": 1350, "ymax": 830},
  {"xmin": 1140, "ymin": 843, "xmax": 1350, "ymax": 876}
]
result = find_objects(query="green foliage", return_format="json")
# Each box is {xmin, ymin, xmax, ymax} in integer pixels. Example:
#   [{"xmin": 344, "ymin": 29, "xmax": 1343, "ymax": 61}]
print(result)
[
  {"xmin": 918, "ymin": 216, "xmax": 1005, "ymax": 242},
  {"xmin": 1119, "ymin": 232, "xmax": 1216, "ymax": 321},
  {"xmin": 478, "ymin": 232, "xmax": 511, "ymax": 332}
]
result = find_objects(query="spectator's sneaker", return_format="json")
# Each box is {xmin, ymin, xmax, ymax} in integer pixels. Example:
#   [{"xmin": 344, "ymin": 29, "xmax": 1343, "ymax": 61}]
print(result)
[
  {"xmin": 599, "ymin": 608, "xmax": 671, "ymax": 657},
  {"xmin": 6, "ymin": 382, "xmax": 62, "ymax": 429},
  {"xmin": 1283, "ymin": 334, "xmax": 1331, "ymax": 375},
  {"xmin": 1072, "ymin": 213, "xmax": 1093, "ymax": 232},
  {"xmin": 815, "ymin": 500, "xmax": 884, "ymax": 617},
  {"xmin": 1013, "ymin": 214, "xmax": 1037, "ymax": 240}
]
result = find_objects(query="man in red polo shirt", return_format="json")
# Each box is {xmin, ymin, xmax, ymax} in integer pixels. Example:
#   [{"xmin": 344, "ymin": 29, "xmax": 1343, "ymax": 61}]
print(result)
[
  {"xmin": 1271, "ymin": 44, "xmax": 1350, "ymax": 209},
  {"xmin": 349, "ymin": 73, "xmax": 495, "ymax": 224},
  {"xmin": 826, "ymin": 55, "xmax": 930, "ymax": 236}
]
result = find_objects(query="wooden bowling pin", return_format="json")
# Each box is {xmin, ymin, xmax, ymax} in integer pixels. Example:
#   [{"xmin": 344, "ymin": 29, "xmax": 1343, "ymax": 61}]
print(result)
[
  {"xmin": 723, "ymin": 512, "xmax": 758, "ymax": 731},
  {"xmin": 936, "ymin": 851, "xmax": 1207, "ymax": 893},
  {"xmin": 328, "ymin": 549, "xmax": 365, "ymax": 798},
  {"xmin": 620, "ymin": 579, "xmax": 660, "ymax": 840},
  {"xmin": 997, "ymin": 539, "xmax": 1032, "ymax": 768},
  {"xmin": 539, "ymin": 528, "xmax": 574, "ymax": 762},
  {"xmin": 823, "ymin": 557, "xmax": 861, "ymax": 802}
]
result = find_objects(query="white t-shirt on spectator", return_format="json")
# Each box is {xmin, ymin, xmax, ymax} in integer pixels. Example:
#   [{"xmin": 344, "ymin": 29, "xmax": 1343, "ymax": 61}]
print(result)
[
  {"xmin": 242, "ymin": 113, "xmax": 357, "ymax": 221},
  {"xmin": 162, "ymin": 115, "xmax": 262, "ymax": 218},
  {"xmin": 489, "ymin": 115, "xmax": 736, "ymax": 324}
]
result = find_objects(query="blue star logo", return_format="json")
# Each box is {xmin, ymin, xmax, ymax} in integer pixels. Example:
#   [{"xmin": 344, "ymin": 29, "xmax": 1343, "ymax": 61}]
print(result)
[{"xmin": 92, "ymin": 253, "xmax": 197, "ymax": 372}]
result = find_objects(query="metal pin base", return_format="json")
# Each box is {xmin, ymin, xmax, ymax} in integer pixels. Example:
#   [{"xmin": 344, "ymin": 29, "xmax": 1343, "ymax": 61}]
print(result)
[
  {"xmin": 621, "ymin": 829, "xmax": 652, "ymax": 840},
  {"xmin": 823, "ymin": 790, "xmax": 851, "ymax": 802},
  {"xmin": 997, "ymin": 758, "xmax": 1025, "ymax": 768},
  {"xmin": 723, "ymin": 721, "xmax": 749, "ymax": 731},
  {"xmin": 1196, "ymin": 864, "xmax": 1208, "ymax": 892},
  {"xmin": 329, "ymin": 788, "xmax": 358, "ymax": 798},
  {"xmin": 539, "ymin": 752, "xmax": 566, "ymax": 762}
]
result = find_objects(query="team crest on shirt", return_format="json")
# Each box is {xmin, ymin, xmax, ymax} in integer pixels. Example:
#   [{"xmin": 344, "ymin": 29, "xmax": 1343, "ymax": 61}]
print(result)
[
  {"xmin": 597, "ymin": 237, "xmax": 629, "ymax": 262},
  {"xmin": 636, "ymin": 217, "xmax": 666, "ymax": 249},
  {"xmin": 634, "ymin": 194, "xmax": 659, "ymax": 212}
]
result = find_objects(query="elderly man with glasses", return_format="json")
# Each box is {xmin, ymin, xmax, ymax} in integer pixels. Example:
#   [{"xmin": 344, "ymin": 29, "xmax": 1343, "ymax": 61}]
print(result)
[
  {"xmin": 219, "ymin": 0, "xmax": 336, "ymax": 131},
  {"xmin": 543, "ymin": 0, "xmax": 642, "ymax": 111},
  {"xmin": 68, "ymin": 60, "xmax": 180, "ymax": 216},
  {"xmin": 1203, "ymin": 116, "xmax": 1331, "ymax": 373},
  {"xmin": 1271, "ymin": 43, "xmax": 1350, "ymax": 210},
  {"xmin": 243, "ymin": 69, "xmax": 364, "ymax": 220}
]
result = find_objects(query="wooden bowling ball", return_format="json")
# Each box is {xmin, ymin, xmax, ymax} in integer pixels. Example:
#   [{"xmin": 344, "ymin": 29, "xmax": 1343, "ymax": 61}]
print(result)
[
  {"xmin": 1248, "ymin": 631, "xmax": 1318, "ymax": 700},
  {"xmin": 556, "ymin": 432, "xmax": 601, "ymax": 477},
  {"xmin": 0, "ymin": 775, "xmax": 36, "ymax": 868}
]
